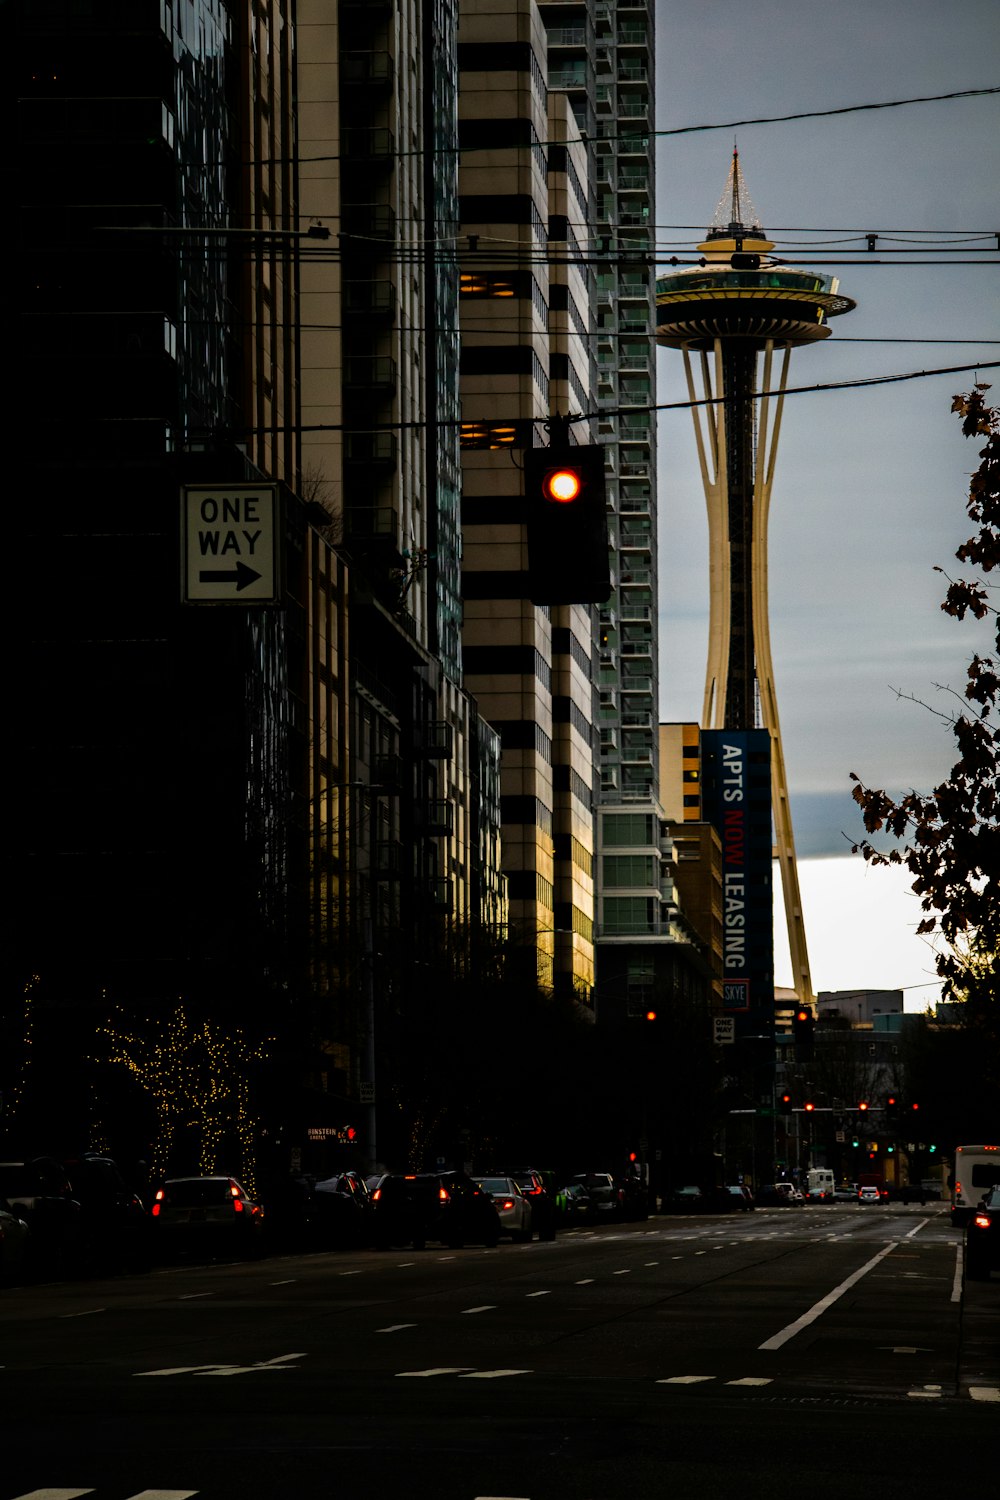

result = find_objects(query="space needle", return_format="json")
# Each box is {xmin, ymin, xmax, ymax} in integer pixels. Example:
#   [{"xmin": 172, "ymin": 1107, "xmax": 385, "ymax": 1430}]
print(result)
[{"xmin": 655, "ymin": 151, "xmax": 855, "ymax": 1003}]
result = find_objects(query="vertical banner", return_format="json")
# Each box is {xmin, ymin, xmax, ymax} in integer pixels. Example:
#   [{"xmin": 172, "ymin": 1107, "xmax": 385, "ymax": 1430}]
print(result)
[{"xmin": 701, "ymin": 731, "xmax": 774, "ymax": 1031}]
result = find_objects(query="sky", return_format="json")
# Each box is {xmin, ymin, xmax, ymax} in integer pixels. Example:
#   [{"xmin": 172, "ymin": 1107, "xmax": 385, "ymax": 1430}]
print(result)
[{"xmin": 653, "ymin": 0, "xmax": 999, "ymax": 1006}]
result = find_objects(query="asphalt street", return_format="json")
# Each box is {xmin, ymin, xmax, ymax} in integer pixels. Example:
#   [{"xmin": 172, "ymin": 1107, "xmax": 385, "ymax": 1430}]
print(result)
[{"xmin": 1, "ymin": 1203, "xmax": 997, "ymax": 1499}]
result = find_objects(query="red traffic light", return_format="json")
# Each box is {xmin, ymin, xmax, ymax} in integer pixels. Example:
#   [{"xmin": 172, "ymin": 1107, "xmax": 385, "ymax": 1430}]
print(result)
[
  {"xmin": 804, "ymin": 1101, "xmax": 815, "ymax": 1112},
  {"xmin": 541, "ymin": 466, "xmax": 583, "ymax": 503},
  {"xmin": 911, "ymin": 1101, "xmax": 920, "ymax": 1111},
  {"xmin": 858, "ymin": 1101, "xmax": 869, "ymax": 1112},
  {"xmin": 645, "ymin": 1009, "xmax": 657, "ymax": 1022}
]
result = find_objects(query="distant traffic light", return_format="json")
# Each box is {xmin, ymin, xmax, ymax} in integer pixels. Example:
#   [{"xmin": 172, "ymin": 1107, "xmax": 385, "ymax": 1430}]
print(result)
[
  {"xmin": 858, "ymin": 1101, "xmax": 869, "ymax": 1113},
  {"xmin": 524, "ymin": 443, "xmax": 610, "ymax": 604},
  {"xmin": 803, "ymin": 1100, "xmax": 815, "ymax": 1113},
  {"xmin": 792, "ymin": 1005, "xmax": 815, "ymax": 1046},
  {"xmin": 644, "ymin": 1009, "xmax": 658, "ymax": 1022},
  {"xmin": 886, "ymin": 1094, "xmax": 898, "ymax": 1120}
]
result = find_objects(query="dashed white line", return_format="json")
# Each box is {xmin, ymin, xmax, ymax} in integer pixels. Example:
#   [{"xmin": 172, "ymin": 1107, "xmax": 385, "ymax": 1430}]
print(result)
[
  {"xmin": 526, "ymin": 1290, "xmax": 551, "ymax": 1297},
  {"xmin": 657, "ymin": 1374, "xmax": 713, "ymax": 1385},
  {"xmin": 462, "ymin": 1305, "xmax": 496, "ymax": 1315},
  {"xmin": 575, "ymin": 1278, "xmax": 594, "ymax": 1284},
  {"xmin": 460, "ymin": 1369, "xmax": 532, "ymax": 1379},
  {"xmin": 59, "ymin": 1308, "xmax": 105, "ymax": 1319},
  {"xmin": 969, "ymin": 1386, "xmax": 1000, "ymax": 1402},
  {"xmin": 396, "ymin": 1367, "xmax": 474, "ymax": 1378},
  {"xmin": 612, "ymin": 1269, "xmax": 631, "ymax": 1276},
  {"xmin": 178, "ymin": 1293, "xmax": 212, "ymax": 1300},
  {"xmin": 376, "ymin": 1324, "xmax": 417, "ymax": 1334}
]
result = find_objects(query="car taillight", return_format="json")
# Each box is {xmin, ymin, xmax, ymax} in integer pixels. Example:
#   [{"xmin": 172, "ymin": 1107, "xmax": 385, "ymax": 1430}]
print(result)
[
  {"xmin": 974, "ymin": 1213, "xmax": 991, "ymax": 1229},
  {"xmin": 439, "ymin": 1187, "xmax": 450, "ymax": 1203},
  {"xmin": 372, "ymin": 1187, "xmax": 382, "ymax": 1202},
  {"xmin": 233, "ymin": 1198, "xmax": 244, "ymax": 1213},
  {"xmin": 501, "ymin": 1199, "xmax": 514, "ymax": 1211},
  {"xmin": 151, "ymin": 1202, "xmax": 161, "ymax": 1217}
]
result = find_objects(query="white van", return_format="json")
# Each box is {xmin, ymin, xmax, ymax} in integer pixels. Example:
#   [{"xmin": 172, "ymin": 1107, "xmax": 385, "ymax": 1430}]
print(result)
[
  {"xmin": 951, "ymin": 1144, "xmax": 1000, "ymax": 1225},
  {"xmin": 804, "ymin": 1168, "xmax": 835, "ymax": 1202}
]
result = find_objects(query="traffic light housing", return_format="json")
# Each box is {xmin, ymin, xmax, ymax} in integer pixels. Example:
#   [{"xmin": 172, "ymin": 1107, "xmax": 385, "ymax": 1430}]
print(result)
[
  {"xmin": 792, "ymin": 1005, "xmax": 815, "ymax": 1046},
  {"xmin": 524, "ymin": 444, "xmax": 610, "ymax": 604}
]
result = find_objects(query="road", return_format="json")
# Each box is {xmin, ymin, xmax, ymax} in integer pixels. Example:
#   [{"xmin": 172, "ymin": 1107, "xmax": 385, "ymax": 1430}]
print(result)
[{"xmin": 1, "ymin": 1203, "xmax": 997, "ymax": 1499}]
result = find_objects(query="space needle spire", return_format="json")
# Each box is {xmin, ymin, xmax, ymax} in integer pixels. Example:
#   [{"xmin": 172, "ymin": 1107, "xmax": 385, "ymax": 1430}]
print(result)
[{"xmin": 655, "ymin": 156, "xmax": 856, "ymax": 1005}]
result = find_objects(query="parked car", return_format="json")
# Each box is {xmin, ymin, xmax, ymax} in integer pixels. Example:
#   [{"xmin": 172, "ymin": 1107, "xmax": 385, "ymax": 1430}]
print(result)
[
  {"xmin": 370, "ymin": 1172, "xmax": 500, "ymax": 1250},
  {"xmin": 311, "ymin": 1171, "xmax": 373, "ymax": 1248},
  {"xmin": 832, "ymin": 1182, "xmax": 858, "ymax": 1203},
  {"xmin": 0, "ymin": 1157, "xmax": 84, "ymax": 1271},
  {"xmin": 150, "ymin": 1176, "xmax": 265, "ymax": 1258},
  {"xmin": 664, "ymin": 1185, "xmax": 706, "ymax": 1212},
  {"xmin": 571, "ymin": 1172, "xmax": 624, "ymax": 1218},
  {"xmin": 858, "ymin": 1184, "xmax": 883, "ymax": 1205},
  {"xmin": 60, "ymin": 1152, "xmax": 150, "ymax": 1271},
  {"xmin": 0, "ymin": 1198, "xmax": 30, "ymax": 1282},
  {"xmin": 555, "ymin": 1182, "xmax": 592, "ymax": 1221},
  {"xmin": 757, "ymin": 1183, "xmax": 803, "ymax": 1207},
  {"xmin": 724, "ymin": 1184, "xmax": 755, "ymax": 1212},
  {"xmin": 476, "ymin": 1176, "xmax": 533, "ymax": 1242},
  {"xmin": 506, "ymin": 1167, "xmax": 557, "ymax": 1240},
  {"xmin": 964, "ymin": 1187, "xmax": 1000, "ymax": 1280}
]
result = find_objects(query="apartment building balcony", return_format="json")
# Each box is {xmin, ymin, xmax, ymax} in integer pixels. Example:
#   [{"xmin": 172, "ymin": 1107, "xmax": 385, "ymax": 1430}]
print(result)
[
  {"xmin": 342, "ymin": 204, "xmax": 396, "ymax": 241},
  {"xmin": 617, "ymin": 25, "xmax": 649, "ymax": 47},
  {"xmin": 547, "ymin": 26, "xmax": 587, "ymax": 46},
  {"xmin": 618, "ymin": 172, "xmax": 650, "ymax": 192},
  {"xmin": 619, "ymin": 567, "xmax": 652, "ymax": 587},
  {"xmin": 345, "ymin": 505, "xmax": 398, "ymax": 545},
  {"xmin": 620, "ymin": 603, "xmax": 653, "ymax": 621},
  {"xmin": 595, "ymin": 85, "xmax": 614, "ymax": 114},
  {"xmin": 342, "ymin": 127, "xmax": 396, "ymax": 165},
  {"xmin": 618, "ymin": 98, "xmax": 649, "ymax": 118},
  {"xmin": 344, "ymin": 356, "xmax": 397, "ymax": 392},
  {"xmin": 619, "ymin": 352, "xmax": 651, "ymax": 372},
  {"xmin": 619, "ymin": 460, "xmax": 651, "ymax": 480},
  {"xmin": 416, "ymin": 722, "xmax": 454, "ymax": 760},
  {"xmin": 343, "ymin": 280, "xmax": 396, "ymax": 320},
  {"xmin": 617, "ymin": 61, "xmax": 648, "ymax": 82},
  {"xmin": 344, "ymin": 431, "xmax": 398, "ymax": 470},
  {"xmin": 418, "ymin": 800, "xmax": 455, "ymax": 837},
  {"xmin": 341, "ymin": 51, "xmax": 394, "ymax": 89}
]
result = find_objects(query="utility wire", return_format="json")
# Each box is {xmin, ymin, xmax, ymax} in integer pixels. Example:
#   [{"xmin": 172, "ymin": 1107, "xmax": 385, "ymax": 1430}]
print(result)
[{"xmin": 177, "ymin": 360, "xmax": 1000, "ymax": 439}]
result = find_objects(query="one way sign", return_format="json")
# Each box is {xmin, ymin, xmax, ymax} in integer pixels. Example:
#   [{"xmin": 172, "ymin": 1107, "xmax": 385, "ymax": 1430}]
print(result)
[{"xmin": 181, "ymin": 484, "xmax": 280, "ymax": 603}]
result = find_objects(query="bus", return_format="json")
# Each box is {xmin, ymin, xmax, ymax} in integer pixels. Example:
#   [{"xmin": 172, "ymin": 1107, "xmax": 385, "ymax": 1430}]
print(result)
[{"xmin": 950, "ymin": 1144, "xmax": 1000, "ymax": 1225}]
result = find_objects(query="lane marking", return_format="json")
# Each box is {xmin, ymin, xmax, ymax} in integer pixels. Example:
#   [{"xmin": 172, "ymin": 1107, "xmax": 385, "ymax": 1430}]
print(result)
[
  {"xmin": 656, "ymin": 1374, "xmax": 714, "ymax": 1384},
  {"xmin": 462, "ymin": 1305, "xmax": 496, "ymax": 1315},
  {"xmin": 136, "ymin": 1352, "xmax": 306, "ymax": 1378},
  {"xmin": 59, "ymin": 1308, "xmax": 105, "ymax": 1319},
  {"xmin": 575, "ymin": 1278, "xmax": 594, "ymax": 1284},
  {"xmin": 339, "ymin": 1270, "xmax": 362, "ymax": 1277},
  {"xmin": 969, "ymin": 1386, "xmax": 1000, "ymax": 1402},
  {"xmin": 951, "ymin": 1242, "xmax": 963, "ymax": 1303},
  {"xmin": 178, "ymin": 1293, "xmax": 212, "ymax": 1301},
  {"xmin": 526, "ymin": 1290, "xmax": 550, "ymax": 1297},
  {"xmin": 909, "ymin": 1384, "xmax": 943, "ymax": 1399},
  {"xmin": 645, "ymin": 1261, "xmax": 659, "ymax": 1267},
  {"xmin": 377, "ymin": 1324, "xmax": 417, "ymax": 1333},
  {"xmin": 758, "ymin": 1241, "xmax": 900, "ymax": 1350},
  {"xmin": 612, "ymin": 1270, "xmax": 631, "ymax": 1277},
  {"xmin": 904, "ymin": 1218, "xmax": 931, "ymax": 1238},
  {"xmin": 727, "ymin": 1377, "xmax": 773, "ymax": 1386},
  {"xmin": 396, "ymin": 1366, "xmax": 475, "ymax": 1378},
  {"xmin": 130, "ymin": 1492, "xmax": 200, "ymax": 1498},
  {"xmin": 9, "ymin": 1492, "xmax": 96, "ymax": 1499},
  {"xmin": 460, "ymin": 1369, "xmax": 532, "ymax": 1379}
]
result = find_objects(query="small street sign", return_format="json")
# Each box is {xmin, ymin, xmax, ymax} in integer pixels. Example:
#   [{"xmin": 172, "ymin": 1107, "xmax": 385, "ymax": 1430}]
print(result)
[
  {"xmin": 713, "ymin": 1016, "xmax": 736, "ymax": 1045},
  {"xmin": 181, "ymin": 484, "xmax": 280, "ymax": 603}
]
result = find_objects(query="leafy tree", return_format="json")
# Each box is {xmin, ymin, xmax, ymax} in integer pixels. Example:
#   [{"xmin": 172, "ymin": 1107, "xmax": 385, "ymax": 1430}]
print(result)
[{"xmin": 850, "ymin": 385, "xmax": 999, "ymax": 1064}]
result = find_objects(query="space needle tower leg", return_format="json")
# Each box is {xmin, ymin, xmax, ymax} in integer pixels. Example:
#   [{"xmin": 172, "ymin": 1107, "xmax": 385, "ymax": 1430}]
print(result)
[{"xmin": 681, "ymin": 338, "xmax": 814, "ymax": 1003}]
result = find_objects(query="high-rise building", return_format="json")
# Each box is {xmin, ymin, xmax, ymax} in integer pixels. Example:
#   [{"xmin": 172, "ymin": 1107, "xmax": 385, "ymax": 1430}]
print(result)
[
  {"xmin": 4, "ymin": 1, "xmax": 505, "ymax": 1177},
  {"xmin": 3, "ymin": 0, "xmax": 326, "ymax": 1156},
  {"xmin": 456, "ymin": 0, "xmax": 597, "ymax": 1005}
]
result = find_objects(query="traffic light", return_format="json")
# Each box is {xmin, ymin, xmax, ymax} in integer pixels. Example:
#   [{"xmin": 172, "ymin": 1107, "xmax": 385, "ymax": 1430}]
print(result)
[
  {"xmin": 644, "ymin": 1008, "xmax": 658, "ymax": 1022},
  {"xmin": 524, "ymin": 443, "xmax": 610, "ymax": 604},
  {"xmin": 886, "ymin": 1094, "xmax": 898, "ymax": 1120},
  {"xmin": 803, "ymin": 1100, "xmax": 815, "ymax": 1113},
  {"xmin": 858, "ymin": 1100, "xmax": 869, "ymax": 1113},
  {"xmin": 792, "ymin": 1005, "xmax": 815, "ymax": 1046}
]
